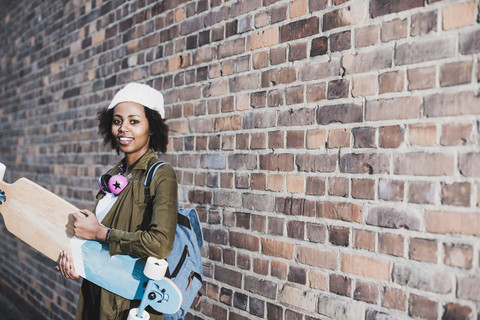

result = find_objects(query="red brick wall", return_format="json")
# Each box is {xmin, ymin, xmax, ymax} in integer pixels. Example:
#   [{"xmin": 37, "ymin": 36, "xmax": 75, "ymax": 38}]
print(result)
[{"xmin": 1, "ymin": 0, "xmax": 480, "ymax": 319}]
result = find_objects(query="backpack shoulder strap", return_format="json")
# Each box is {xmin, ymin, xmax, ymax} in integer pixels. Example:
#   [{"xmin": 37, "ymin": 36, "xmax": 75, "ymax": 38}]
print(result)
[{"xmin": 143, "ymin": 161, "xmax": 166, "ymax": 204}]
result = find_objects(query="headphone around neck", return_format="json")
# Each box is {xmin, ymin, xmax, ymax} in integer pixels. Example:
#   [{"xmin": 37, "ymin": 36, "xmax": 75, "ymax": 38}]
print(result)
[{"xmin": 98, "ymin": 161, "xmax": 131, "ymax": 195}]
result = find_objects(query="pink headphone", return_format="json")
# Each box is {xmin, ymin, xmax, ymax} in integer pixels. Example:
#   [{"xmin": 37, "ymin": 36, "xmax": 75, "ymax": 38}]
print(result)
[{"xmin": 98, "ymin": 162, "xmax": 130, "ymax": 195}]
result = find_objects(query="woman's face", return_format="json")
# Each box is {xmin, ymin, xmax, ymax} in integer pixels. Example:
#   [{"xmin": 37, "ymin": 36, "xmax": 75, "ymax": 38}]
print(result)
[{"xmin": 111, "ymin": 102, "xmax": 151, "ymax": 164}]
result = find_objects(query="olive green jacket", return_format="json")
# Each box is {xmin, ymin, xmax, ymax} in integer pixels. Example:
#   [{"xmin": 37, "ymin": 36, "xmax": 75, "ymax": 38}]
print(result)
[{"xmin": 75, "ymin": 149, "xmax": 178, "ymax": 320}]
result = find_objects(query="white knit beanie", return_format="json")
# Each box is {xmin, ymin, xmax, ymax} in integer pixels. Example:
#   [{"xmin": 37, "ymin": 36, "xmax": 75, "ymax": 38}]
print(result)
[{"xmin": 107, "ymin": 82, "xmax": 165, "ymax": 118}]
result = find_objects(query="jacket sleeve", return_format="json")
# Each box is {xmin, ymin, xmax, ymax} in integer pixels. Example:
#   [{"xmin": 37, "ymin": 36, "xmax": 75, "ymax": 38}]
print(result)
[{"xmin": 107, "ymin": 164, "xmax": 178, "ymax": 259}]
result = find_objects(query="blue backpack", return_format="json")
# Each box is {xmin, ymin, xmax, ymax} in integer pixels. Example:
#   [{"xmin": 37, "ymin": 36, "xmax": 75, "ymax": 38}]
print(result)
[{"xmin": 144, "ymin": 161, "xmax": 204, "ymax": 319}]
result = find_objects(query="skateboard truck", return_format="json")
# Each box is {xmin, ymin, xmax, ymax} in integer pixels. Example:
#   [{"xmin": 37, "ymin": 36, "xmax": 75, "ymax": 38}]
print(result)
[
  {"xmin": 0, "ymin": 189, "xmax": 5, "ymax": 204},
  {"xmin": 128, "ymin": 258, "xmax": 169, "ymax": 320}
]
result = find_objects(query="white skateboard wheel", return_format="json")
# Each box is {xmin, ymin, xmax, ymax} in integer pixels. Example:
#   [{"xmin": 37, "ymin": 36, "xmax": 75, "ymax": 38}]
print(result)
[
  {"xmin": 144, "ymin": 257, "xmax": 168, "ymax": 280},
  {"xmin": 127, "ymin": 308, "xmax": 150, "ymax": 320},
  {"xmin": 0, "ymin": 163, "xmax": 5, "ymax": 181}
]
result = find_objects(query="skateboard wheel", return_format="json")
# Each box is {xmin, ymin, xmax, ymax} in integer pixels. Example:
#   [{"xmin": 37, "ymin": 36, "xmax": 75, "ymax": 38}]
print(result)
[
  {"xmin": 144, "ymin": 257, "xmax": 168, "ymax": 280},
  {"xmin": 128, "ymin": 308, "xmax": 150, "ymax": 320}
]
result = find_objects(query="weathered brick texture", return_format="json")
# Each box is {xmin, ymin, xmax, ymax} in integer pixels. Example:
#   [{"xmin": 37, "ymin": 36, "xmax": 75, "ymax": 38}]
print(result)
[{"xmin": 1, "ymin": 0, "xmax": 480, "ymax": 319}]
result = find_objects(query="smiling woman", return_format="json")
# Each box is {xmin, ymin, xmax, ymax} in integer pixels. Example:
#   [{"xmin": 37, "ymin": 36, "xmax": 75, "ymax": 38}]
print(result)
[{"xmin": 56, "ymin": 82, "xmax": 178, "ymax": 320}]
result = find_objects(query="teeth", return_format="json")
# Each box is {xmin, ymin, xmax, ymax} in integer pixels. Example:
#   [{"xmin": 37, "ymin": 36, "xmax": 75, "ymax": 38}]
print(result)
[{"xmin": 120, "ymin": 137, "xmax": 133, "ymax": 141}]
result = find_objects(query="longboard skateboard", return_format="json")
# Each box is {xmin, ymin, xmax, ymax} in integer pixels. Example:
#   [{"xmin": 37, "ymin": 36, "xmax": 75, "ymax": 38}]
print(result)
[{"xmin": 0, "ymin": 163, "xmax": 182, "ymax": 316}]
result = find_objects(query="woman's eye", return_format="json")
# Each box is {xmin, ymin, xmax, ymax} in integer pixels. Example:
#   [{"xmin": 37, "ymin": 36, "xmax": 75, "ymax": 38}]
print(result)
[
  {"xmin": 113, "ymin": 119, "xmax": 121, "ymax": 125},
  {"xmin": 131, "ymin": 120, "xmax": 139, "ymax": 124}
]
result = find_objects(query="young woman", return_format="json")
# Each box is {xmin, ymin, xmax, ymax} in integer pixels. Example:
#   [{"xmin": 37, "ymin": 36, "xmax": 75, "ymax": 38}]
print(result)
[{"xmin": 57, "ymin": 82, "xmax": 178, "ymax": 320}]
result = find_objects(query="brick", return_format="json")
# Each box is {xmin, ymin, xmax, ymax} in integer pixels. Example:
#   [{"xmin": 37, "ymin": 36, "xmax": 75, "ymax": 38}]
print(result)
[
  {"xmin": 247, "ymin": 27, "xmax": 280, "ymax": 50},
  {"xmin": 440, "ymin": 61, "xmax": 472, "ymax": 87},
  {"xmin": 328, "ymin": 177, "xmax": 349, "ymax": 197},
  {"xmin": 354, "ymin": 280, "xmax": 379, "ymax": 304},
  {"xmin": 409, "ymin": 294, "xmax": 437, "ymax": 320},
  {"xmin": 288, "ymin": 265, "xmax": 307, "ymax": 285},
  {"xmin": 229, "ymin": 73, "xmax": 261, "ymax": 92},
  {"xmin": 409, "ymin": 123, "xmax": 437, "ymax": 146},
  {"xmin": 407, "ymin": 65, "xmax": 436, "ymax": 90},
  {"xmin": 309, "ymin": 270, "xmax": 328, "ymax": 290},
  {"xmin": 459, "ymin": 152, "xmax": 480, "ymax": 177},
  {"xmin": 351, "ymin": 178, "xmax": 375, "ymax": 200},
  {"xmin": 379, "ymin": 125, "xmax": 404, "ymax": 148},
  {"xmin": 287, "ymin": 220, "xmax": 305, "ymax": 240},
  {"xmin": 460, "ymin": 28, "xmax": 480, "ymax": 54},
  {"xmin": 382, "ymin": 18, "xmax": 407, "ymax": 42},
  {"xmin": 457, "ymin": 276, "xmax": 480, "ymax": 301},
  {"xmin": 425, "ymin": 210, "xmax": 480, "ymax": 237},
  {"xmin": 352, "ymin": 75, "xmax": 377, "ymax": 97},
  {"xmin": 340, "ymin": 153, "xmax": 389, "ymax": 174},
  {"xmin": 317, "ymin": 201, "xmax": 363, "ymax": 223},
  {"xmin": 260, "ymin": 153, "xmax": 295, "ymax": 171},
  {"xmin": 323, "ymin": 2, "xmax": 368, "ymax": 31},
  {"xmin": 441, "ymin": 182, "xmax": 470, "ymax": 207},
  {"xmin": 242, "ymin": 193, "xmax": 275, "ymax": 212},
  {"xmin": 214, "ymin": 115, "xmax": 242, "ymax": 132},
  {"xmin": 243, "ymin": 110, "xmax": 276, "ymax": 129},
  {"xmin": 306, "ymin": 129, "xmax": 327, "ymax": 149},
  {"xmin": 366, "ymin": 96, "xmax": 422, "ymax": 121},
  {"xmin": 271, "ymin": 4, "xmax": 288, "ymax": 23},
  {"xmin": 271, "ymin": 260, "xmax": 288, "ymax": 280},
  {"xmin": 329, "ymin": 226, "xmax": 349, "ymax": 247},
  {"xmin": 286, "ymin": 85, "xmax": 304, "ymax": 105},
  {"xmin": 330, "ymin": 274, "xmax": 352, "ymax": 297},
  {"xmin": 296, "ymin": 153, "xmax": 337, "ymax": 172},
  {"xmin": 328, "ymin": 128, "xmax": 350, "ymax": 148},
  {"xmin": 378, "ymin": 179, "xmax": 404, "ymax": 202},
  {"xmin": 379, "ymin": 70, "xmax": 404, "ymax": 93},
  {"xmin": 305, "ymin": 177, "xmax": 325, "ymax": 196},
  {"xmin": 278, "ymin": 285, "xmax": 317, "ymax": 313},
  {"xmin": 409, "ymin": 238, "xmax": 437, "ymax": 263},
  {"xmin": 442, "ymin": 303, "xmax": 473, "ymax": 320},
  {"xmin": 441, "ymin": 122, "xmax": 473, "ymax": 146},
  {"xmin": 317, "ymin": 294, "xmax": 365, "ymax": 319},
  {"xmin": 370, "ymin": 0, "xmax": 424, "ymax": 18},
  {"xmin": 393, "ymin": 263, "xmax": 453, "ymax": 294},
  {"xmin": 270, "ymin": 46, "xmax": 287, "ymax": 65},
  {"xmin": 309, "ymin": 0, "xmax": 327, "ymax": 12},
  {"xmin": 331, "ymin": 30, "xmax": 351, "ymax": 52},
  {"xmin": 382, "ymin": 287, "xmax": 406, "ymax": 311},
  {"xmin": 306, "ymin": 223, "xmax": 326, "ymax": 243},
  {"xmin": 299, "ymin": 58, "xmax": 340, "ymax": 81},
  {"xmin": 230, "ymin": 231, "xmax": 260, "ymax": 252},
  {"xmin": 276, "ymin": 197, "xmax": 316, "ymax": 217},
  {"xmin": 353, "ymin": 229, "xmax": 375, "ymax": 251},
  {"xmin": 262, "ymin": 238, "xmax": 294, "ymax": 259},
  {"xmin": 261, "ymin": 67, "xmax": 296, "ymax": 87},
  {"xmin": 327, "ymin": 79, "xmax": 349, "ymax": 99},
  {"xmin": 379, "ymin": 233, "xmax": 404, "ymax": 257},
  {"xmin": 366, "ymin": 206, "xmax": 421, "ymax": 230},
  {"xmin": 310, "ymin": 36, "xmax": 328, "ymax": 57},
  {"xmin": 244, "ymin": 276, "xmax": 277, "ymax": 299},
  {"xmin": 394, "ymin": 152, "xmax": 454, "ymax": 176},
  {"xmin": 317, "ymin": 103, "xmax": 363, "ymax": 125},
  {"xmin": 281, "ymin": 16, "xmax": 319, "ymax": 42},
  {"xmin": 286, "ymin": 174, "xmax": 304, "ymax": 194},
  {"xmin": 279, "ymin": 107, "xmax": 316, "ymax": 126},
  {"xmin": 289, "ymin": 0, "xmax": 308, "ymax": 18},
  {"xmin": 396, "ymin": 37, "xmax": 456, "ymax": 65},
  {"xmin": 442, "ymin": 1, "xmax": 475, "ymax": 30},
  {"xmin": 215, "ymin": 265, "xmax": 242, "ymax": 288},
  {"xmin": 443, "ymin": 243, "xmax": 473, "ymax": 269},
  {"xmin": 289, "ymin": 42, "xmax": 307, "ymax": 61},
  {"xmin": 268, "ymin": 131, "xmax": 284, "ymax": 149},
  {"xmin": 342, "ymin": 47, "xmax": 392, "ymax": 75},
  {"xmin": 354, "ymin": 25, "xmax": 378, "ymax": 48},
  {"xmin": 341, "ymin": 253, "xmax": 390, "ymax": 280},
  {"xmin": 411, "ymin": 10, "xmax": 437, "ymax": 36}
]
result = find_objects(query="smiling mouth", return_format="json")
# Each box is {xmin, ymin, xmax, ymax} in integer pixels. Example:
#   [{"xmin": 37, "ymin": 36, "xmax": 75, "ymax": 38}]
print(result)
[{"xmin": 118, "ymin": 137, "xmax": 133, "ymax": 145}]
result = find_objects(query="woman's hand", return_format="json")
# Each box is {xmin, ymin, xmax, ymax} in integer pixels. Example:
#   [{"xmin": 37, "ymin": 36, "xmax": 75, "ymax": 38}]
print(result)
[
  {"xmin": 55, "ymin": 251, "xmax": 80, "ymax": 280},
  {"xmin": 73, "ymin": 209, "xmax": 108, "ymax": 242}
]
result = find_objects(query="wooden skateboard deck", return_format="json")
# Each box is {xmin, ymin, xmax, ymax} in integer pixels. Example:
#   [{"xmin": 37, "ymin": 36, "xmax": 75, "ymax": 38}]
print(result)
[{"xmin": 0, "ymin": 163, "xmax": 182, "ymax": 314}]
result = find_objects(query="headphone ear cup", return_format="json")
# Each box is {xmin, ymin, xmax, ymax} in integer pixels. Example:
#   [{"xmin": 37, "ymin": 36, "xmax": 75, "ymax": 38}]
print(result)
[
  {"xmin": 108, "ymin": 175, "xmax": 129, "ymax": 195},
  {"xmin": 98, "ymin": 174, "xmax": 111, "ymax": 193}
]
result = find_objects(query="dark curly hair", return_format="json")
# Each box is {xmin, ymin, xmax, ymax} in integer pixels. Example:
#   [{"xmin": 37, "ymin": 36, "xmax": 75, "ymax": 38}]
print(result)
[{"xmin": 97, "ymin": 107, "xmax": 169, "ymax": 154}]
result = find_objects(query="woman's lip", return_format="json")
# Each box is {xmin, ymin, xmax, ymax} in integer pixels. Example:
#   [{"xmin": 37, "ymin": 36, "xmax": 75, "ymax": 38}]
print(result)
[{"xmin": 118, "ymin": 137, "xmax": 133, "ymax": 145}]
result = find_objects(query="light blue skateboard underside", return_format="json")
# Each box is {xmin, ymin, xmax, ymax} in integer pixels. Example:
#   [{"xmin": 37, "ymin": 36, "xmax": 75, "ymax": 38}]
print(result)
[{"xmin": 80, "ymin": 240, "xmax": 147, "ymax": 300}]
